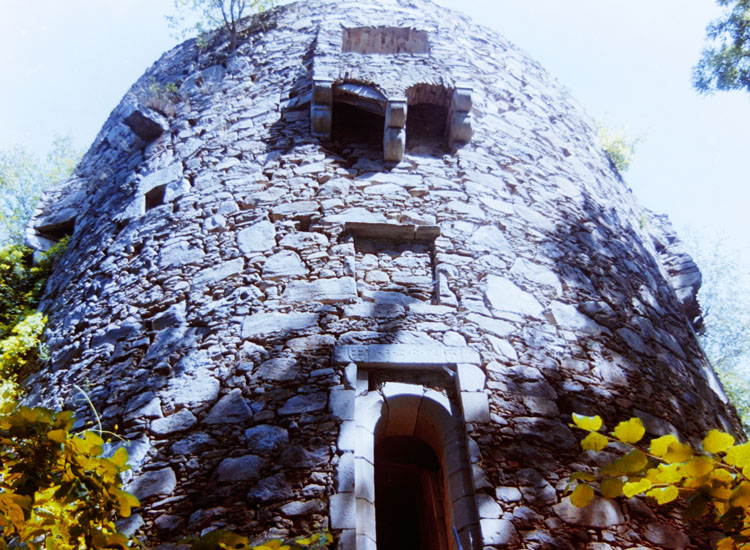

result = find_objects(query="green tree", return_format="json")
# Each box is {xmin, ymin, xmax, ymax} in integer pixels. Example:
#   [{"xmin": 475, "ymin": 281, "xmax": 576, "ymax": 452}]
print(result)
[
  {"xmin": 682, "ymin": 230, "xmax": 750, "ymax": 431},
  {"xmin": 167, "ymin": 0, "xmax": 274, "ymax": 51},
  {"xmin": 694, "ymin": 0, "xmax": 750, "ymax": 93},
  {"xmin": 0, "ymin": 138, "xmax": 80, "ymax": 247}
]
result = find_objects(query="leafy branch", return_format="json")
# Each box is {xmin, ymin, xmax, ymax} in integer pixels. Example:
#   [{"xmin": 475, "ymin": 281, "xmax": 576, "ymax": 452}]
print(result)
[{"xmin": 567, "ymin": 413, "xmax": 750, "ymax": 549}]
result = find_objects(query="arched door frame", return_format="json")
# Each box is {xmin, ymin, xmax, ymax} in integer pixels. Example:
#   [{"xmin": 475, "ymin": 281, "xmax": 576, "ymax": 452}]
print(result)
[{"xmin": 334, "ymin": 373, "xmax": 483, "ymax": 550}]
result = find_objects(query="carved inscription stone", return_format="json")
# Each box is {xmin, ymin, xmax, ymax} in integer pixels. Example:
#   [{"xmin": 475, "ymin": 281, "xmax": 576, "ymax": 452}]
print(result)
[{"xmin": 332, "ymin": 344, "xmax": 479, "ymax": 368}]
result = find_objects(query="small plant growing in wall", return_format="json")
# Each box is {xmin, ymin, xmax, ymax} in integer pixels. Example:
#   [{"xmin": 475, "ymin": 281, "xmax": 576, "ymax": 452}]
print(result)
[
  {"xmin": 596, "ymin": 121, "xmax": 642, "ymax": 174},
  {"xmin": 566, "ymin": 412, "xmax": 750, "ymax": 550},
  {"xmin": 145, "ymin": 79, "xmax": 181, "ymax": 118}
]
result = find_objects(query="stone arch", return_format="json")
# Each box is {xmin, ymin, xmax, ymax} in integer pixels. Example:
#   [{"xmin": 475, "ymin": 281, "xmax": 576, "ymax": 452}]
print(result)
[{"xmin": 338, "ymin": 382, "xmax": 481, "ymax": 550}]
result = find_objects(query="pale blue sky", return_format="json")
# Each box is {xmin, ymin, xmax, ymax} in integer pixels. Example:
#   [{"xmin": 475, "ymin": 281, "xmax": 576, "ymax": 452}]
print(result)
[{"xmin": 1, "ymin": 1, "xmax": 748, "ymax": 252}]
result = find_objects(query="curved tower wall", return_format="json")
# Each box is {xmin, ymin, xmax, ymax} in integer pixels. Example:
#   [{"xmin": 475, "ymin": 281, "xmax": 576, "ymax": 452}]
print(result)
[{"xmin": 27, "ymin": 0, "xmax": 738, "ymax": 548}]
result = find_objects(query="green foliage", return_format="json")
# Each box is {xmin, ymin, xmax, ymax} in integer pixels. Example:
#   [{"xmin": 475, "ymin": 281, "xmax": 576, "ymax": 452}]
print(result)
[
  {"xmin": 0, "ymin": 138, "xmax": 80, "ymax": 247},
  {"xmin": 568, "ymin": 413, "xmax": 750, "ymax": 549},
  {"xmin": 0, "ymin": 240, "xmax": 67, "ymax": 390},
  {"xmin": 694, "ymin": 0, "xmax": 750, "ymax": 93},
  {"xmin": 596, "ymin": 122, "xmax": 642, "ymax": 174},
  {"xmin": 184, "ymin": 530, "xmax": 333, "ymax": 550},
  {"xmin": 682, "ymin": 230, "xmax": 750, "ymax": 433},
  {"xmin": 167, "ymin": 0, "xmax": 275, "ymax": 51}
]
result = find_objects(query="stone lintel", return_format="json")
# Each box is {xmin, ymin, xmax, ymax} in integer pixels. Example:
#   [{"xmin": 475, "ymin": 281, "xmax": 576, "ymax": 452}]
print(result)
[
  {"xmin": 332, "ymin": 344, "xmax": 480, "ymax": 368},
  {"xmin": 345, "ymin": 222, "xmax": 440, "ymax": 242}
]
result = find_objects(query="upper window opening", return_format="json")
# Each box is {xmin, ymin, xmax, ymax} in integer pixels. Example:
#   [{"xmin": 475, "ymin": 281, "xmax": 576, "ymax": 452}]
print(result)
[
  {"xmin": 406, "ymin": 84, "xmax": 452, "ymax": 153},
  {"xmin": 342, "ymin": 27, "xmax": 429, "ymax": 55},
  {"xmin": 331, "ymin": 83, "xmax": 386, "ymax": 147}
]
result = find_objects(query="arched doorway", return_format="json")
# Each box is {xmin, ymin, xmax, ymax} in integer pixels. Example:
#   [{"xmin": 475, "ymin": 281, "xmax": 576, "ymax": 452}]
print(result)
[{"xmin": 375, "ymin": 436, "xmax": 449, "ymax": 550}]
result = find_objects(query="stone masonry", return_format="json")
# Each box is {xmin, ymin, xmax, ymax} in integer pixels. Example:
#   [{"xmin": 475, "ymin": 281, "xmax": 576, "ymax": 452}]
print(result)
[{"xmin": 25, "ymin": 0, "xmax": 740, "ymax": 548}]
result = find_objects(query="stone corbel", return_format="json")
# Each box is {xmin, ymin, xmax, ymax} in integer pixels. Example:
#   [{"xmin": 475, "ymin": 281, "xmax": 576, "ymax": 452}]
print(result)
[
  {"xmin": 448, "ymin": 83, "xmax": 473, "ymax": 149},
  {"xmin": 311, "ymin": 77, "xmax": 334, "ymax": 138},
  {"xmin": 383, "ymin": 97, "xmax": 407, "ymax": 162}
]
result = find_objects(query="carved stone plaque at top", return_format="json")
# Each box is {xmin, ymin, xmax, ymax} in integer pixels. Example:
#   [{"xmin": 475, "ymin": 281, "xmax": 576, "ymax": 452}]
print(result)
[{"xmin": 332, "ymin": 344, "xmax": 480, "ymax": 368}]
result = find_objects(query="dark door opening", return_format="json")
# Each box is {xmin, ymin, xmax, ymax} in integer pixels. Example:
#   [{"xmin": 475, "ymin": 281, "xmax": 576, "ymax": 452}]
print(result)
[{"xmin": 375, "ymin": 436, "xmax": 448, "ymax": 550}]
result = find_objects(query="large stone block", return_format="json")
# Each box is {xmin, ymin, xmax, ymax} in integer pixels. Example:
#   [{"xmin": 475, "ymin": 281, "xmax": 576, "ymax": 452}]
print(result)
[{"xmin": 281, "ymin": 277, "xmax": 357, "ymax": 304}]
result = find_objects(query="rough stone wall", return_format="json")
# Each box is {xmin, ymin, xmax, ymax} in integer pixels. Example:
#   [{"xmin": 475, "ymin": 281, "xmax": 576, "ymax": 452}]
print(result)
[{"xmin": 25, "ymin": 0, "xmax": 739, "ymax": 548}]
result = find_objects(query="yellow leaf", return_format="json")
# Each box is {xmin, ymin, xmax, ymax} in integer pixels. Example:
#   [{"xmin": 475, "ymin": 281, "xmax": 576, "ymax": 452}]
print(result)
[
  {"xmin": 571, "ymin": 413, "xmax": 603, "ymax": 432},
  {"xmin": 717, "ymin": 537, "xmax": 736, "ymax": 550},
  {"xmin": 295, "ymin": 539, "xmax": 312, "ymax": 546},
  {"xmin": 581, "ymin": 432, "xmax": 609, "ymax": 452},
  {"xmin": 112, "ymin": 446, "xmax": 129, "ymax": 468},
  {"xmin": 570, "ymin": 484, "xmax": 594, "ymax": 508},
  {"xmin": 681, "ymin": 456, "xmax": 714, "ymax": 478},
  {"xmin": 651, "ymin": 463, "xmax": 684, "ymax": 485},
  {"xmin": 645, "ymin": 485, "xmax": 679, "ymax": 505},
  {"xmin": 613, "ymin": 417, "xmax": 645, "ymax": 444},
  {"xmin": 616, "ymin": 449, "xmax": 648, "ymax": 474},
  {"xmin": 703, "ymin": 429, "xmax": 735, "ymax": 454},
  {"xmin": 600, "ymin": 478, "xmax": 623, "ymax": 498},
  {"xmin": 726, "ymin": 443, "xmax": 750, "ymax": 469},
  {"xmin": 570, "ymin": 471, "xmax": 596, "ymax": 483},
  {"xmin": 663, "ymin": 441, "xmax": 694, "ymax": 464},
  {"xmin": 623, "ymin": 478, "xmax": 652, "ymax": 498},
  {"xmin": 47, "ymin": 429, "xmax": 67, "ymax": 443},
  {"xmin": 731, "ymin": 481, "xmax": 750, "ymax": 509},
  {"xmin": 650, "ymin": 434, "xmax": 680, "ymax": 458}
]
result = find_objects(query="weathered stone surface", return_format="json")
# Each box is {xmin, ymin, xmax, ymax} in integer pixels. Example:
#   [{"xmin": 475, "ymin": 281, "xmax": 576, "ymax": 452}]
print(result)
[
  {"xmin": 238, "ymin": 220, "xmax": 276, "ymax": 253},
  {"xmin": 128, "ymin": 467, "xmax": 176, "ymax": 500},
  {"xmin": 241, "ymin": 312, "xmax": 318, "ymax": 339},
  {"xmin": 262, "ymin": 250, "xmax": 308, "ymax": 279},
  {"xmin": 484, "ymin": 274, "xmax": 544, "ymax": 319},
  {"xmin": 279, "ymin": 392, "xmax": 327, "ymax": 415},
  {"xmin": 212, "ymin": 455, "xmax": 266, "ymax": 483},
  {"xmin": 203, "ymin": 389, "xmax": 253, "ymax": 424},
  {"xmin": 281, "ymin": 277, "xmax": 357, "ymax": 304},
  {"xmin": 248, "ymin": 473, "xmax": 293, "ymax": 503},
  {"xmin": 479, "ymin": 519, "xmax": 519, "ymax": 546},
  {"xmin": 553, "ymin": 496, "xmax": 625, "ymax": 528},
  {"xmin": 547, "ymin": 301, "xmax": 602, "ymax": 335},
  {"xmin": 244, "ymin": 425, "xmax": 289, "ymax": 453},
  {"xmin": 171, "ymin": 432, "xmax": 218, "ymax": 455},
  {"xmin": 164, "ymin": 371, "xmax": 220, "ymax": 408},
  {"xmin": 644, "ymin": 522, "xmax": 691, "ymax": 549},
  {"xmin": 123, "ymin": 103, "xmax": 168, "ymax": 141},
  {"xmin": 255, "ymin": 357, "xmax": 299, "ymax": 381},
  {"xmin": 150, "ymin": 409, "xmax": 197, "ymax": 435}
]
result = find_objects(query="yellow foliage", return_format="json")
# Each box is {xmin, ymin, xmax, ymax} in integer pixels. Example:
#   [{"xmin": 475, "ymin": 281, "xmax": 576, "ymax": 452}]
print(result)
[
  {"xmin": 600, "ymin": 478, "xmax": 624, "ymax": 498},
  {"xmin": 726, "ymin": 443, "xmax": 750, "ymax": 469},
  {"xmin": 571, "ymin": 413, "xmax": 603, "ymax": 432},
  {"xmin": 567, "ymin": 413, "xmax": 750, "ymax": 548},
  {"xmin": 570, "ymin": 483, "xmax": 594, "ymax": 508},
  {"xmin": 704, "ymin": 429, "xmax": 736, "ymax": 454},
  {"xmin": 581, "ymin": 431, "xmax": 609, "ymax": 452},
  {"xmin": 646, "ymin": 486, "xmax": 679, "ymax": 505},
  {"xmin": 623, "ymin": 478, "xmax": 652, "ymax": 498},
  {"xmin": 613, "ymin": 417, "xmax": 645, "ymax": 444}
]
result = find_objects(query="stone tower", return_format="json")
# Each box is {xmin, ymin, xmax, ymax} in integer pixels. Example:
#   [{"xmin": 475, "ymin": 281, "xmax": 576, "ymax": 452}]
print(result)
[{"xmin": 26, "ymin": 0, "xmax": 739, "ymax": 548}]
